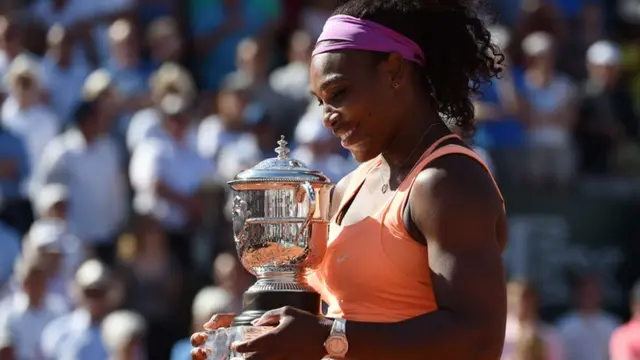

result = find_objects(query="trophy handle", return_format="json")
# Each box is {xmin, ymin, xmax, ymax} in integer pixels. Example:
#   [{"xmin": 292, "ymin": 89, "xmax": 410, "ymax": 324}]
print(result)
[
  {"xmin": 295, "ymin": 181, "xmax": 316, "ymax": 243},
  {"xmin": 232, "ymin": 196, "xmax": 251, "ymax": 243}
]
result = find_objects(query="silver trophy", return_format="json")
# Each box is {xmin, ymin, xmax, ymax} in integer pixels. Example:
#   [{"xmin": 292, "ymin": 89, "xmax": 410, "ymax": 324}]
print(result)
[{"xmin": 199, "ymin": 136, "xmax": 334, "ymax": 359}]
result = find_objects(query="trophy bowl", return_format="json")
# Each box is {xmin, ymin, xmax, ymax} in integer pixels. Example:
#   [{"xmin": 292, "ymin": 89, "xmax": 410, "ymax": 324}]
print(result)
[{"xmin": 226, "ymin": 136, "xmax": 334, "ymax": 326}]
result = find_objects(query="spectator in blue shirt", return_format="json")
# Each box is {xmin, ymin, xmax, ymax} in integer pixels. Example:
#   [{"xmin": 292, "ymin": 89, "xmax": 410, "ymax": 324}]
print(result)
[{"xmin": 0, "ymin": 124, "xmax": 32, "ymax": 235}]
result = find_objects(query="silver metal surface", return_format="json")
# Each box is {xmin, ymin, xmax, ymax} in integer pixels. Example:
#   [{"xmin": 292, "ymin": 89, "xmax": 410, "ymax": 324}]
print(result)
[{"xmin": 228, "ymin": 136, "xmax": 334, "ymax": 293}]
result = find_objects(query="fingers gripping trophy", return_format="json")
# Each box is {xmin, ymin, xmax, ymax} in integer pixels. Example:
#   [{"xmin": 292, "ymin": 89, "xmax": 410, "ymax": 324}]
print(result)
[{"xmin": 195, "ymin": 136, "xmax": 334, "ymax": 359}]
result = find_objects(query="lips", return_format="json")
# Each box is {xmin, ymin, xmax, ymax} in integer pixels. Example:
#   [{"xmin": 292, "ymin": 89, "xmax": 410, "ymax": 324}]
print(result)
[{"xmin": 333, "ymin": 123, "xmax": 359, "ymax": 147}]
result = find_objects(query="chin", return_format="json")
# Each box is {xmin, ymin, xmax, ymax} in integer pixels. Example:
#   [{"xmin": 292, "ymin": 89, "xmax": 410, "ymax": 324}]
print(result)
[{"xmin": 349, "ymin": 147, "xmax": 379, "ymax": 163}]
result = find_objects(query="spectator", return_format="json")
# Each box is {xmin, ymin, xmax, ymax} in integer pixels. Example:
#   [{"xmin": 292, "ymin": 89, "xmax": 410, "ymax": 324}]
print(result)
[
  {"xmin": 0, "ymin": 221, "xmax": 21, "ymax": 303},
  {"xmin": 521, "ymin": 31, "xmax": 578, "ymax": 188},
  {"xmin": 298, "ymin": 0, "xmax": 334, "ymax": 39},
  {"xmin": 41, "ymin": 259, "xmax": 119, "ymax": 360},
  {"xmin": 23, "ymin": 184, "xmax": 84, "ymax": 308},
  {"xmin": 472, "ymin": 25, "xmax": 528, "ymax": 186},
  {"xmin": 269, "ymin": 29, "xmax": 314, "ymax": 117},
  {"xmin": 32, "ymin": 99, "xmax": 127, "ymax": 266},
  {"xmin": 557, "ymin": 275, "xmax": 621, "ymax": 360},
  {"xmin": 86, "ymin": 0, "xmax": 136, "ymax": 64},
  {"xmin": 576, "ymin": 40, "xmax": 639, "ymax": 176},
  {"xmin": 129, "ymin": 90, "xmax": 214, "ymax": 270},
  {"xmin": 81, "ymin": 69, "xmax": 122, "ymax": 140},
  {"xmin": 104, "ymin": 18, "xmax": 150, "ymax": 130},
  {"xmin": 233, "ymin": 37, "xmax": 298, "ymax": 138},
  {"xmin": 216, "ymin": 132, "xmax": 263, "ymax": 184},
  {"xmin": 0, "ymin": 254, "xmax": 68, "ymax": 360},
  {"xmin": 188, "ymin": 0, "xmax": 281, "ymax": 91},
  {"xmin": 197, "ymin": 73, "xmax": 264, "ymax": 164},
  {"xmin": 0, "ymin": 15, "xmax": 36, "ymax": 97},
  {"xmin": 1, "ymin": 55, "xmax": 60, "ymax": 174},
  {"xmin": 0, "ymin": 119, "xmax": 31, "ymax": 235},
  {"xmin": 126, "ymin": 62, "xmax": 196, "ymax": 152},
  {"xmin": 145, "ymin": 17, "xmax": 184, "ymax": 70},
  {"xmin": 170, "ymin": 286, "xmax": 234, "ymax": 360},
  {"xmin": 117, "ymin": 215, "xmax": 183, "ymax": 360},
  {"xmin": 510, "ymin": 327, "xmax": 550, "ymax": 360},
  {"xmin": 101, "ymin": 310, "xmax": 147, "ymax": 360},
  {"xmin": 212, "ymin": 252, "xmax": 254, "ymax": 314},
  {"xmin": 40, "ymin": 24, "xmax": 91, "ymax": 126},
  {"xmin": 502, "ymin": 280, "xmax": 564, "ymax": 360},
  {"xmin": 29, "ymin": 0, "xmax": 95, "ymax": 67}
]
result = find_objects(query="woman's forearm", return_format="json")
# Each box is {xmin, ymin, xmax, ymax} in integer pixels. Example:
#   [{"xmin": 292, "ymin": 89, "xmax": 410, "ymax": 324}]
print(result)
[{"xmin": 344, "ymin": 309, "xmax": 503, "ymax": 360}]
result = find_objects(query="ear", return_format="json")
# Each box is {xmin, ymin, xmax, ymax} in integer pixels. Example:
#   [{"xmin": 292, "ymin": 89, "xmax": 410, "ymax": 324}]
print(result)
[{"xmin": 377, "ymin": 53, "xmax": 407, "ymax": 88}]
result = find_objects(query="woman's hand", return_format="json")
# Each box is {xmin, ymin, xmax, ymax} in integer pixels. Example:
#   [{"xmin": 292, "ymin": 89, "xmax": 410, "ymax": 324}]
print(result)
[
  {"xmin": 233, "ymin": 306, "xmax": 333, "ymax": 360},
  {"xmin": 190, "ymin": 313, "xmax": 236, "ymax": 360}
]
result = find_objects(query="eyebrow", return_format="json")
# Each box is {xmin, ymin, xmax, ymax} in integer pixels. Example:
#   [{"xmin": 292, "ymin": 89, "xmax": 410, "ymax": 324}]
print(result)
[{"xmin": 310, "ymin": 74, "xmax": 347, "ymax": 97}]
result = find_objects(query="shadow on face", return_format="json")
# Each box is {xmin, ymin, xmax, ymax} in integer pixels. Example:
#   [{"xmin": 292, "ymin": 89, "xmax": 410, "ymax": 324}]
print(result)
[{"xmin": 309, "ymin": 50, "xmax": 400, "ymax": 162}]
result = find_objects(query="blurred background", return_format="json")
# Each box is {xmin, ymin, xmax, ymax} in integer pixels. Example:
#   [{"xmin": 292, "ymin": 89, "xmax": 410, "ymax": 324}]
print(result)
[{"xmin": 0, "ymin": 0, "xmax": 639, "ymax": 359}]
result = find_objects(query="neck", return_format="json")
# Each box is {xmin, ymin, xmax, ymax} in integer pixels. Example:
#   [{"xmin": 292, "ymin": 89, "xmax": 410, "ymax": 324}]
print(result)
[
  {"xmin": 28, "ymin": 295, "xmax": 44, "ymax": 308},
  {"xmin": 380, "ymin": 106, "xmax": 450, "ymax": 176},
  {"xmin": 79, "ymin": 125, "xmax": 98, "ymax": 144},
  {"xmin": 17, "ymin": 98, "xmax": 34, "ymax": 110},
  {"xmin": 578, "ymin": 307, "xmax": 598, "ymax": 316}
]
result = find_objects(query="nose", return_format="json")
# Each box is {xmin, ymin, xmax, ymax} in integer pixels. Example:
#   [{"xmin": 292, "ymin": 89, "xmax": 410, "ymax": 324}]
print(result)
[{"xmin": 322, "ymin": 111, "xmax": 340, "ymax": 129}]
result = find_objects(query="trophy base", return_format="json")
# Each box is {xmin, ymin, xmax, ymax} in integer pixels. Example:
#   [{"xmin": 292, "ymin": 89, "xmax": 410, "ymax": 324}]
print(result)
[{"xmin": 232, "ymin": 291, "xmax": 321, "ymax": 326}]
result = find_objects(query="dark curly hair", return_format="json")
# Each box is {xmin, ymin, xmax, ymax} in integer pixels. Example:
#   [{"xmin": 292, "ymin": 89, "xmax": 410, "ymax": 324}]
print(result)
[{"xmin": 333, "ymin": 0, "xmax": 503, "ymax": 136}]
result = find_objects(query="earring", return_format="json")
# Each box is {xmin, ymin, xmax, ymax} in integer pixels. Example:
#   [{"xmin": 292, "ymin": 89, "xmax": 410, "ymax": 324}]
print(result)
[{"xmin": 392, "ymin": 83, "xmax": 399, "ymax": 89}]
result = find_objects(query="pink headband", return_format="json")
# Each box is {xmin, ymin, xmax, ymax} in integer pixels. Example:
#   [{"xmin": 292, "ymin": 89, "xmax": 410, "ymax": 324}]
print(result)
[{"xmin": 312, "ymin": 15, "xmax": 425, "ymax": 66}]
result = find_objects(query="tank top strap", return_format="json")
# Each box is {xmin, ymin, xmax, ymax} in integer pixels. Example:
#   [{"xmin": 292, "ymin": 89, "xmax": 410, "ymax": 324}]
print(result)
[
  {"xmin": 400, "ymin": 144, "xmax": 504, "ymax": 204},
  {"xmin": 334, "ymin": 156, "xmax": 382, "ymax": 215},
  {"xmin": 383, "ymin": 143, "xmax": 505, "ymax": 238},
  {"xmin": 414, "ymin": 144, "xmax": 504, "ymax": 205}
]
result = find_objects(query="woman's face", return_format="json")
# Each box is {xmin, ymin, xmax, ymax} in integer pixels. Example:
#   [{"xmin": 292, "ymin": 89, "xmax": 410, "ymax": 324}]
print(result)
[{"xmin": 310, "ymin": 50, "xmax": 400, "ymax": 162}]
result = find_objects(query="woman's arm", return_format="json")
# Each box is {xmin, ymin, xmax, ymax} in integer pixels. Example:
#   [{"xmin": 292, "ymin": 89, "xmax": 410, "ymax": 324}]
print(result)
[{"xmin": 343, "ymin": 154, "xmax": 507, "ymax": 360}]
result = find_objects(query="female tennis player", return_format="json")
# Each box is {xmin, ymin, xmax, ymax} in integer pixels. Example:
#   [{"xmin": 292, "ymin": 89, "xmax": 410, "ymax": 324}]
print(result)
[{"xmin": 192, "ymin": 0, "xmax": 507, "ymax": 359}]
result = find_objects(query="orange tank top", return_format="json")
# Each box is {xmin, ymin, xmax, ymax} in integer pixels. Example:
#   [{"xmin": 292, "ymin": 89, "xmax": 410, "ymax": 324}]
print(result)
[{"xmin": 306, "ymin": 135, "xmax": 504, "ymax": 322}]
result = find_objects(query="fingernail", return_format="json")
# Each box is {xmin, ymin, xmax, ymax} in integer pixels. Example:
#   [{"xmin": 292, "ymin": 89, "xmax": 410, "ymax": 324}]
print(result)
[
  {"xmin": 250, "ymin": 319, "xmax": 260, "ymax": 325},
  {"xmin": 230, "ymin": 341, "xmax": 242, "ymax": 350}
]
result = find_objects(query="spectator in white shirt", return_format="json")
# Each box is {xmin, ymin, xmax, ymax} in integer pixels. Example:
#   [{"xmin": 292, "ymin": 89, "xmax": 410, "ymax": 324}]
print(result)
[
  {"xmin": 0, "ymin": 16, "xmax": 36, "ymax": 98},
  {"xmin": 269, "ymin": 30, "xmax": 314, "ymax": 118},
  {"xmin": 41, "ymin": 24, "xmax": 91, "ymax": 126},
  {"xmin": 22, "ymin": 185, "xmax": 83, "ymax": 308},
  {"xmin": 521, "ymin": 32, "xmax": 578, "ymax": 188},
  {"xmin": 0, "ymin": 254, "xmax": 69, "ymax": 360},
  {"xmin": 127, "ymin": 63, "xmax": 196, "ymax": 152},
  {"xmin": 31, "ymin": 99, "xmax": 127, "ymax": 266},
  {"xmin": 197, "ymin": 74, "xmax": 262, "ymax": 163},
  {"xmin": 129, "ymin": 92, "xmax": 215, "ymax": 269},
  {"xmin": 41, "ymin": 259, "xmax": 120, "ymax": 360},
  {"xmin": 557, "ymin": 275, "xmax": 621, "ymax": 360},
  {"xmin": 2, "ymin": 55, "xmax": 60, "ymax": 174},
  {"xmin": 101, "ymin": 310, "xmax": 147, "ymax": 360}
]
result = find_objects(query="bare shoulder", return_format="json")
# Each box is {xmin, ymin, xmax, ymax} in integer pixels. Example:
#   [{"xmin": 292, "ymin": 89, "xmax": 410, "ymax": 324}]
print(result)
[{"xmin": 409, "ymin": 152, "xmax": 503, "ymax": 247}]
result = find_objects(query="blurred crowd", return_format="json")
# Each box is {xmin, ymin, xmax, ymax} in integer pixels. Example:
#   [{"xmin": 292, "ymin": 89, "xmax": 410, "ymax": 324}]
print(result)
[{"xmin": 0, "ymin": 0, "xmax": 638, "ymax": 359}]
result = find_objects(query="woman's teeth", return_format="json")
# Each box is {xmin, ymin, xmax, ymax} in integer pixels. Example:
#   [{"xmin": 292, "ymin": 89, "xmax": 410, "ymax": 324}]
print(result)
[{"xmin": 341, "ymin": 129, "xmax": 354, "ymax": 141}]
